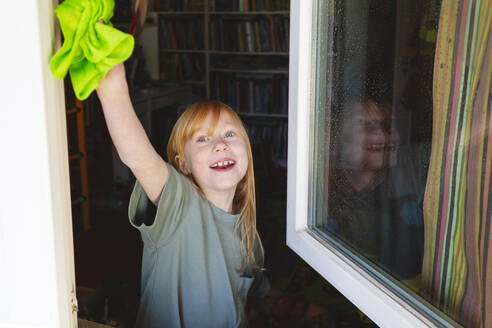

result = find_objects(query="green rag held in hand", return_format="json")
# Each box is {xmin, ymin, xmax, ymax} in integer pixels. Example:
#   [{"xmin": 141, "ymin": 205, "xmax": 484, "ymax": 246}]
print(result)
[{"xmin": 50, "ymin": 0, "xmax": 134, "ymax": 100}]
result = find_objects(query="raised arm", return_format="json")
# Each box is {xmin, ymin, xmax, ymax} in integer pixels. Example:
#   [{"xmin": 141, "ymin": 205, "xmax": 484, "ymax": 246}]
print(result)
[{"xmin": 96, "ymin": 63, "xmax": 168, "ymax": 204}]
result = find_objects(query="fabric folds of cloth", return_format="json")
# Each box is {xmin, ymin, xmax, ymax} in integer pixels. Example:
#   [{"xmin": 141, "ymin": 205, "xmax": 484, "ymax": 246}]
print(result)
[{"xmin": 50, "ymin": 0, "xmax": 134, "ymax": 100}]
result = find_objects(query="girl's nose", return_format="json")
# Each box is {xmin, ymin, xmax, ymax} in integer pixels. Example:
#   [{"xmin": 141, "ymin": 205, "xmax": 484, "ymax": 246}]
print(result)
[{"xmin": 214, "ymin": 140, "xmax": 230, "ymax": 152}]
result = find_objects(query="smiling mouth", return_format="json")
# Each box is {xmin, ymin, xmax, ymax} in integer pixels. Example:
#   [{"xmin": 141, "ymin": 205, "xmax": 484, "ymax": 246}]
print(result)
[
  {"xmin": 210, "ymin": 160, "xmax": 236, "ymax": 170},
  {"xmin": 366, "ymin": 144, "xmax": 398, "ymax": 152}
]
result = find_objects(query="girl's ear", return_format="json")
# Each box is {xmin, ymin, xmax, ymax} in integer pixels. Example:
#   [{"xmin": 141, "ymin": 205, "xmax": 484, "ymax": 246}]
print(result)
[{"xmin": 175, "ymin": 155, "xmax": 190, "ymax": 175}]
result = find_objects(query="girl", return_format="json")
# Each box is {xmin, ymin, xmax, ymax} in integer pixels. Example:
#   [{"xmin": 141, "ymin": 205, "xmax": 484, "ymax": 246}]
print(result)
[
  {"xmin": 327, "ymin": 97, "xmax": 428, "ymax": 289},
  {"xmin": 96, "ymin": 63, "xmax": 270, "ymax": 327}
]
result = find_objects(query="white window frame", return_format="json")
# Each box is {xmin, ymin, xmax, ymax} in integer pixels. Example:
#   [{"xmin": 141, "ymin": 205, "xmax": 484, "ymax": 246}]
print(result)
[
  {"xmin": 0, "ymin": 1, "xmax": 77, "ymax": 327},
  {"xmin": 286, "ymin": 1, "xmax": 455, "ymax": 327}
]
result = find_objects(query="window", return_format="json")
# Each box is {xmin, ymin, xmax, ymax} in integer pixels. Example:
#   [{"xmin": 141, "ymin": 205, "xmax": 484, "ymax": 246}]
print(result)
[{"xmin": 287, "ymin": 0, "xmax": 492, "ymax": 327}]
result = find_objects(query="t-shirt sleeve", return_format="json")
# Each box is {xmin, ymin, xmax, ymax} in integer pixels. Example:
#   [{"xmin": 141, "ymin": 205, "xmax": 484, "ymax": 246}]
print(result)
[
  {"xmin": 389, "ymin": 142, "xmax": 431, "ymax": 201},
  {"xmin": 247, "ymin": 240, "xmax": 271, "ymax": 298},
  {"xmin": 128, "ymin": 163, "xmax": 196, "ymax": 248},
  {"xmin": 248, "ymin": 270, "xmax": 271, "ymax": 299}
]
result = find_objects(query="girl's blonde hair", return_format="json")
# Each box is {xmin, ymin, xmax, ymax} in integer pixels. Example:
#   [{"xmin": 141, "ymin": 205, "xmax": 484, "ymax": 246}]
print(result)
[{"xmin": 167, "ymin": 100, "xmax": 264, "ymax": 272}]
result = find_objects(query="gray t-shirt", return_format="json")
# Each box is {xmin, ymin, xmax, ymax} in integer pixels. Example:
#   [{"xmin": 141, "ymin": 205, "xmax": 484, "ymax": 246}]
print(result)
[{"xmin": 129, "ymin": 164, "xmax": 270, "ymax": 328}]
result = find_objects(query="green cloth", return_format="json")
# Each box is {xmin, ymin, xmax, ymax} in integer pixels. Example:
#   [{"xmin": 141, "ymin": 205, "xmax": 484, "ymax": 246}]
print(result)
[{"xmin": 50, "ymin": 0, "xmax": 134, "ymax": 100}]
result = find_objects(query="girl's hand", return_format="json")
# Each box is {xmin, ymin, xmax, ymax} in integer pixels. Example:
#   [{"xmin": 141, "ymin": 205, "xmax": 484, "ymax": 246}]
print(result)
[
  {"xmin": 94, "ymin": 20, "xmax": 129, "ymax": 100},
  {"xmin": 96, "ymin": 63, "xmax": 129, "ymax": 101}
]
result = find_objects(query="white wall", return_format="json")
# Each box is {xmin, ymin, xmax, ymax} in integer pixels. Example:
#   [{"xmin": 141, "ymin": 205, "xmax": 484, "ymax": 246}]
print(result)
[{"xmin": 0, "ymin": 0, "xmax": 76, "ymax": 327}]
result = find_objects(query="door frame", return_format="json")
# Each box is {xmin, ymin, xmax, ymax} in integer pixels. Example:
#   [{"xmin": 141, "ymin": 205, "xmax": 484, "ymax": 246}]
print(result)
[{"xmin": 0, "ymin": 1, "xmax": 77, "ymax": 327}]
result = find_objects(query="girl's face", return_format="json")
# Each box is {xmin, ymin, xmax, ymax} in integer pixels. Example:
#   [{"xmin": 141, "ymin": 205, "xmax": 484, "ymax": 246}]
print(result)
[
  {"xmin": 338, "ymin": 102, "xmax": 400, "ymax": 171},
  {"xmin": 182, "ymin": 111, "xmax": 249, "ymax": 196}
]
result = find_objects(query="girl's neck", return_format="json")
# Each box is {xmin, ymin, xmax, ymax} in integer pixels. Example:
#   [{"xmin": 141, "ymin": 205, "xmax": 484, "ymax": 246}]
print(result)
[
  {"xmin": 202, "ymin": 188, "xmax": 236, "ymax": 214},
  {"xmin": 344, "ymin": 169, "xmax": 386, "ymax": 192}
]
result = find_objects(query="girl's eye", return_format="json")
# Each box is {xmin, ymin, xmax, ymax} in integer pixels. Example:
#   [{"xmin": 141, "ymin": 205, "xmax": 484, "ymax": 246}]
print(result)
[
  {"xmin": 225, "ymin": 131, "xmax": 235, "ymax": 138},
  {"xmin": 197, "ymin": 136, "xmax": 209, "ymax": 142}
]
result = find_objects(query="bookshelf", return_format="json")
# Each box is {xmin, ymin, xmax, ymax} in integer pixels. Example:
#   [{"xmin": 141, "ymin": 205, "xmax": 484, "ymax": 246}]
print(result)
[
  {"xmin": 153, "ymin": 0, "xmax": 289, "ymax": 168},
  {"xmin": 155, "ymin": 10, "xmax": 207, "ymax": 93}
]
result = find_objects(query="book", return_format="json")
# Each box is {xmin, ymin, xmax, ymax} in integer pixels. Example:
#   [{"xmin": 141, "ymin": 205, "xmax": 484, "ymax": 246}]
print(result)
[
  {"xmin": 248, "ymin": 79, "xmax": 255, "ymax": 112},
  {"xmin": 254, "ymin": 21, "xmax": 261, "ymax": 52},
  {"xmin": 193, "ymin": 56, "xmax": 205, "ymax": 80},
  {"xmin": 268, "ymin": 16, "xmax": 276, "ymax": 51},
  {"xmin": 167, "ymin": 21, "xmax": 178, "ymax": 48},
  {"xmin": 244, "ymin": 21, "xmax": 254, "ymax": 52}
]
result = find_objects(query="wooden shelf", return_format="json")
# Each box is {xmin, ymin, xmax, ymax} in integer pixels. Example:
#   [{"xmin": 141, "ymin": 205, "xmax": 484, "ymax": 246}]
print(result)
[
  {"xmin": 69, "ymin": 152, "xmax": 83, "ymax": 161},
  {"xmin": 154, "ymin": 2, "xmax": 289, "ymax": 97},
  {"xmin": 66, "ymin": 108, "xmax": 79, "ymax": 116},
  {"xmin": 238, "ymin": 112, "xmax": 288, "ymax": 119},
  {"xmin": 65, "ymin": 98, "xmax": 91, "ymax": 230},
  {"xmin": 156, "ymin": 11, "xmax": 204, "ymax": 14},
  {"xmin": 210, "ymin": 51, "xmax": 289, "ymax": 56},
  {"xmin": 185, "ymin": 81, "xmax": 207, "ymax": 85},
  {"xmin": 160, "ymin": 80, "xmax": 206, "ymax": 85},
  {"xmin": 160, "ymin": 49, "xmax": 206, "ymax": 53},
  {"xmin": 210, "ymin": 68, "xmax": 288, "ymax": 74},
  {"xmin": 71, "ymin": 196, "xmax": 86, "ymax": 206},
  {"xmin": 209, "ymin": 11, "xmax": 289, "ymax": 15}
]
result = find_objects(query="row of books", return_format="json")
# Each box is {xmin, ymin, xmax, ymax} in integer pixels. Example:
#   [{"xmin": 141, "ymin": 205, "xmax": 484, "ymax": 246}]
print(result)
[
  {"xmin": 245, "ymin": 122, "xmax": 288, "ymax": 162},
  {"xmin": 212, "ymin": 73, "xmax": 288, "ymax": 115},
  {"xmin": 210, "ymin": 17, "xmax": 289, "ymax": 52},
  {"xmin": 154, "ymin": 0, "xmax": 204, "ymax": 11},
  {"xmin": 152, "ymin": 0, "xmax": 288, "ymax": 12},
  {"xmin": 213, "ymin": 0, "xmax": 289, "ymax": 12},
  {"xmin": 210, "ymin": 54, "xmax": 289, "ymax": 70},
  {"xmin": 159, "ymin": 18, "xmax": 205, "ymax": 49},
  {"xmin": 159, "ymin": 54, "xmax": 205, "ymax": 81}
]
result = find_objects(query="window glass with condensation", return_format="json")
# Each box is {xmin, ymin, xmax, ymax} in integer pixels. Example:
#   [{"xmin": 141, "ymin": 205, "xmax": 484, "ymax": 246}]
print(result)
[{"xmin": 310, "ymin": 0, "xmax": 492, "ymax": 327}]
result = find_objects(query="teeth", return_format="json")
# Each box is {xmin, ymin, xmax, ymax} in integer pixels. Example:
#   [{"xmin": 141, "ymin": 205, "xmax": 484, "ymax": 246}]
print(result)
[
  {"xmin": 367, "ymin": 144, "xmax": 397, "ymax": 151},
  {"xmin": 211, "ymin": 160, "xmax": 235, "ymax": 168}
]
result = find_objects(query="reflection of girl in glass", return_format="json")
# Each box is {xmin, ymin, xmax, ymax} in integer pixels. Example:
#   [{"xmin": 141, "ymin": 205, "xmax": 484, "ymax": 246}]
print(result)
[
  {"xmin": 334, "ymin": 98, "xmax": 400, "ymax": 189},
  {"xmin": 327, "ymin": 97, "xmax": 429, "ymax": 290}
]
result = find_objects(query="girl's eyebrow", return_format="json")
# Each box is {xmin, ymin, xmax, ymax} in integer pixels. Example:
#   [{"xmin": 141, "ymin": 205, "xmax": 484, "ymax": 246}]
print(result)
[
  {"xmin": 222, "ymin": 123, "xmax": 239, "ymax": 130},
  {"xmin": 194, "ymin": 123, "xmax": 238, "ymax": 137},
  {"xmin": 194, "ymin": 127, "xmax": 211, "ymax": 134}
]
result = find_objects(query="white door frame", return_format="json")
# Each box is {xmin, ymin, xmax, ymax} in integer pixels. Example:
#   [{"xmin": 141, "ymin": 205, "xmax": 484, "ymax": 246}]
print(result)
[{"xmin": 0, "ymin": 0, "xmax": 77, "ymax": 327}]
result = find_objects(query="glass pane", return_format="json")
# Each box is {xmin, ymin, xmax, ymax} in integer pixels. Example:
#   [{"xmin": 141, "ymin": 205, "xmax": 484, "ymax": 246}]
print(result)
[{"xmin": 310, "ymin": 0, "xmax": 454, "ymax": 325}]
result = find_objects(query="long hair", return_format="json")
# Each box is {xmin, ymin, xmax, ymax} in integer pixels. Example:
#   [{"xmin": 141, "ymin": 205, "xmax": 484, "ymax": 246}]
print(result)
[{"xmin": 166, "ymin": 100, "xmax": 264, "ymax": 272}]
